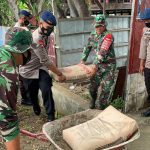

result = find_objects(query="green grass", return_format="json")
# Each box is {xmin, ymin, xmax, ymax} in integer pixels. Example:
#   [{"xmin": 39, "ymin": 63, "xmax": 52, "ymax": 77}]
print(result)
[{"xmin": 110, "ymin": 97, "xmax": 124, "ymax": 110}]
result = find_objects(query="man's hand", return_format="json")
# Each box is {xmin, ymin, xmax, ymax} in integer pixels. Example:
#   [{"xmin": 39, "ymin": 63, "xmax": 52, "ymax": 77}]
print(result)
[
  {"xmin": 89, "ymin": 65, "xmax": 97, "ymax": 77},
  {"xmin": 48, "ymin": 64, "xmax": 66, "ymax": 82},
  {"xmin": 57, "ymin": 73, "xmax": 66, "ymax": 82},
  {"xmin": 139, "ymin": 59, "xmax": 145, "ymax": 75},
  {"xmin": 139, "ymin": 65, "xmax": 145, "ymax": 75}
]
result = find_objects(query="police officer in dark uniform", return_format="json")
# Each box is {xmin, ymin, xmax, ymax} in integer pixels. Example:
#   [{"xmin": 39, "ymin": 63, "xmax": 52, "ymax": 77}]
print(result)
[
  {"xmin": 139, "ymin": 9, "xmax": 150, "ymax": 117},
  {"xmin": 19, "ymin": 11, "xmax": 66, "ymax": 121}
]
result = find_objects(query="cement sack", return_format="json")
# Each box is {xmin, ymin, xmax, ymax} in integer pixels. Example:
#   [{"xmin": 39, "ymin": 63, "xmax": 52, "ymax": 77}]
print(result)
[
  {"xmin": 49, "ymin": 64, "xmax": 94, "ymax": 82},
  {"xmin": 63, "ymin": 105, "xmax": 138, "ymax": 150}
]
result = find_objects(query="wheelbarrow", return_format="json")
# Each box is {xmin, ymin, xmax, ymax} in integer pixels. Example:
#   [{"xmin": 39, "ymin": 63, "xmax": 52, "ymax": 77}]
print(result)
[{"xmin": 42, "ymin": 109, "xmax": 140, "ymax": 150}]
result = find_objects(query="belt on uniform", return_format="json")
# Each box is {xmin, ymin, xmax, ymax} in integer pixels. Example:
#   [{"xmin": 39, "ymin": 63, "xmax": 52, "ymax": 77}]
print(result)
[{"xmin": 100, "ymin": 58, "xmax": 116, "ymax": 64}]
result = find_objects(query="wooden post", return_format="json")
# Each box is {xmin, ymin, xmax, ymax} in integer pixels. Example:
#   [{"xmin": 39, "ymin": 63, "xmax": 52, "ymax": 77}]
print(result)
[
  {"xmin": 103, "ymin": 0, "xmax": 106, "ymax": 15},
  {"xmin": 52, "ymin": 0, "xmax": 62, "ymax": 67},
  {"xmin": 94, "ymin": 0, "xmax": 104, "ymax": 11}
]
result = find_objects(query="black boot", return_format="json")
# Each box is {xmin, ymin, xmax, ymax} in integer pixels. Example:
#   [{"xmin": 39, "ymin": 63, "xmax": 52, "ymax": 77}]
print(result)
[
  {"xmin": 89, "ymin": 99, "xmax": 96, "ymax": 109},
  {"xmin": 89, "ymin": 90, "xmax": 97, "ymax": 109},
  {"xmin": 21, "ymin": 99, "xmax": 32, "ymax": 106},
  {"xmin": 142, "ymin": 108, "xmax": 150, "ymax": 117},
  {"xmin": 33, "ymin": 105, "xmax": 41, "ymax": 116},
  {"xmin": 48, "ymin": 113, "xmax": 55, "ymax": 122}
]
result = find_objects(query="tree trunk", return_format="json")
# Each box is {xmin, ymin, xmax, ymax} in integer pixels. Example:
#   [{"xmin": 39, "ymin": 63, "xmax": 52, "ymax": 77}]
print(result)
[
  {"xmin": 7, "ymin": 0, "xmax": 19, "ymax": 21},
  {"xmin": 56, "ymin": 6, "xmax": 66, "ymax": 18},
  {"xmin": 53, "ymin": 0, "xmax": 66, "ymax": 19},
  {"xmin": 73, "ymin": 0, "xmax": 89, "ymax": 17},
  {"xmin": 67, "ymin": 0, "xmax": 78, "ymax": 17},
  {"xmin": 37, "ymin": 0, "xmax": 45, "ymax": 14}
]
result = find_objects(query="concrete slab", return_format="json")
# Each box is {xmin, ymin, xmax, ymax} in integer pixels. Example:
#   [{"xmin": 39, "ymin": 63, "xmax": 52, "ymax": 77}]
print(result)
[{"xmin": 52, "ymin": 82, "xmax": 89, "ymax": 115}]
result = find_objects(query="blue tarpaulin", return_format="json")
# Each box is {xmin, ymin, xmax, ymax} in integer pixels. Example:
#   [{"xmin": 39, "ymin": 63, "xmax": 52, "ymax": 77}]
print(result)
[{"xmin": 0, "ymin": 26, "xmax": 9, "ymax": 46}]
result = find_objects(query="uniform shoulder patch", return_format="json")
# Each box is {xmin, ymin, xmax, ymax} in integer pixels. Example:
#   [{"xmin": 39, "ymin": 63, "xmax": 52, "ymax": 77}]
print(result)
[
  {"xmin": 104, "ymin": 33, "xmax": 113, "ymax": 39},
  {"xmin": 101, "ymin": 34, "xmax": 113, "ymax": 51}
]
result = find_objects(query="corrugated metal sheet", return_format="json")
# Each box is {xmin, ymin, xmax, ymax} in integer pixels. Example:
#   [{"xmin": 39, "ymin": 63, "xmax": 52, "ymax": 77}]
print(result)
[{"xmin": 55, "ymin": 16, "xmax": 130, "ymax": 67}]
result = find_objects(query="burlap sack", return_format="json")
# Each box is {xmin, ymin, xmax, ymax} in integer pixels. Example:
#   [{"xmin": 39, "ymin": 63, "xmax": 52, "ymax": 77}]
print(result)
[
  {"xmin": 49, "ymin": 64, "xmax": 95, "ymax": 82},
  {"xmin": 63, "ymin": 106, "xmax": 138, "ymax": 150}
]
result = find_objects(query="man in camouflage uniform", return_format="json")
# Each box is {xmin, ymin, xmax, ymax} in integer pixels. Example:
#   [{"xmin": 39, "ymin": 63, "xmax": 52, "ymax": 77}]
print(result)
[
  {"xmin": 0, "ymin": 27, "xmax": 32, "ymax": 150},
  {"xmin": 81, "ymin": 14, "xmax": 116, "ymax": 110},
  {"xmin": 139, "ymin": 11, "xmax": 150, "ymax": 117}
]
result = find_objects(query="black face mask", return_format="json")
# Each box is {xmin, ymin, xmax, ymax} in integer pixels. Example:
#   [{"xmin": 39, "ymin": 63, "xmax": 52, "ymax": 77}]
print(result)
[
  {"xmin": 24, "ymin": 20, "xmax": 29, "ymax": 26},
  {"xmin": 22, "ymin": 51, "xmax": 31, "ymax": 65},
  {"xmin": 41, "ymin": 26, "xmax": 54, "ymax": 36},
  {"xmin": 145, "ymin": 22, "xmax": 150, "ymax": 28}
]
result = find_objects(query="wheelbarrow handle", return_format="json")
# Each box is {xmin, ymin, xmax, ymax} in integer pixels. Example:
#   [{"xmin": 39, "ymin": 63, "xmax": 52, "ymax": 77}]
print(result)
[{"xmin": 20, "ymin": 129, "xmax": 49, "ymax": 142}]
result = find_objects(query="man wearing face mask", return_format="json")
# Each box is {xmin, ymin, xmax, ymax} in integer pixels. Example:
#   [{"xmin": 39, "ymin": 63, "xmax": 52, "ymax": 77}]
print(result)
[
  {"xmin": 80, "ymin": 14, "xmax": 116, "ymax": 110},
  {"xmin": 14, "ymin": 9, "xmax": 34, "ymax": 106},
  {"xmin": 19, "ymin": 10, "xmax": 66, "ymax": 122},
  {"xmin": 0, "ymin": 27, "xmax": 32, "ymax": 150},
  {"xmin": 139, "ymin": 9, "xmax": 150, "ymax": 117},
  {"xmin": 14, "ymin": 10, "xmax": 32, "ymax": 29}
]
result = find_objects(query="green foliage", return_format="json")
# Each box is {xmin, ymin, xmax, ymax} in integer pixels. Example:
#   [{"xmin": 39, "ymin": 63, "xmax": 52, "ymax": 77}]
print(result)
[
  {"xmin": 19, "ymin": 0, "xmax": 26, "ymax": 3},
  {"xmin": 110, "ymin": 97, "xmax": 124, "ymax": 110},
  {"xmin": 18, "ymin": 2, "xmax": 29, "ymax": 10},
  {"xmin": 18, "ymin": 0, "xmax": 52, "ymax": 16},
  {"xmin": 0, "ymin": 0, "xmax": 14, "ymax": 26},
  {"xmin": 56, "ymin": 0, "xmax": 62, "ymax": 5}
]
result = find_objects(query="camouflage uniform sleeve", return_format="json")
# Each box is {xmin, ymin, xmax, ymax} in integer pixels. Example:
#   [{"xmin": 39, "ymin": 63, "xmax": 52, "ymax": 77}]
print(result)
[
  {"xmin": 0, "ymin": 47, "xmax": 19, "ymax": 143},
  {"xmin": 0, "ymin": 48, "xmax": 18, "ymax": 110},
  {"xmin": 81, "ymin": 33, "xmax": 94, "ymax": 62},
  {"xmin": 94, "ymin": 33, "xmax": 113, "ymax": 65}
]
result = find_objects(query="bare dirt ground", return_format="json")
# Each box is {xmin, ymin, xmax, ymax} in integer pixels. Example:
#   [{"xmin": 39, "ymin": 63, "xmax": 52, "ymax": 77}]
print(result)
[
  {"xmin": 0, "ymin": 81, "xmax": 90, "ymax": 150},
  {"xmin": 0, "ymin": 104, "xmax": 53, "ymax": 150}
]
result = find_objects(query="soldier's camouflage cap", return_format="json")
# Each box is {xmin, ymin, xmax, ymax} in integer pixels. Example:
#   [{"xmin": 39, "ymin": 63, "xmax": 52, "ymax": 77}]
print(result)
[
  {"xmin": 94, "ymin": 14, "xmax": 107, "ymax": 27},
  {"xmin": 5, "ymin": 27, "xmax": 33, "ymax": 53}
]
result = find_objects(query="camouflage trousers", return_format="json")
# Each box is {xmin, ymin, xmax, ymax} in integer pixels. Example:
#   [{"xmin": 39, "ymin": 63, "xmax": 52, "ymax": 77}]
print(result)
[
  {"xmin": 89, "ymin": 63, "xmax": 116, "ymax": 110},
  {"xmin": 0, "ymin": 75, "xmax": 19, "ymax": 142},
  {"xmin": 0, "ymin": 104, "xmax": 19, "ymax": 142}
]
